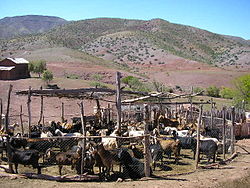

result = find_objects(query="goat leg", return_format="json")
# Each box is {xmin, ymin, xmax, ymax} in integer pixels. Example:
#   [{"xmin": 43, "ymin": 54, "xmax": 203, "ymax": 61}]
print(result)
[
  {"xmin": 14, "ymin": 163, "xmax": 18, "ymax": 174},
  {"xmin": 59, "ymin": 165, "xmax": 63, "ymax": 176},
  {"xmin": 9, "ymin": 163, "xmax": 14, "ymax": 174}
]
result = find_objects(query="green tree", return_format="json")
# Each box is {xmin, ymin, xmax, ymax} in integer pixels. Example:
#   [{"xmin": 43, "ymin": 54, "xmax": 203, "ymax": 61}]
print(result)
[
  {"xmin": 233, "ymin": 74, "xmax": 250, "ymax": 109},
  {"xmin": 220, "ymin": 87, "xmax": 235, "ymax": 99},
  {"xmin": 121, "ymin": 75, "xmax": 150, "ymax": 92},
  {"xmin": 30, "ymin": 60, "xmax": 47, "ymax": 77},
  {"xmin": 206, "ymin": 86, "xmax": 220, "ymax": 97},
  {"xmin": 42, "ymin": 70, "xmax": 53, "ymax": 85},
  {"xmin": 121, "ymin": 76, "xmax": 140, "ymax": 89}
]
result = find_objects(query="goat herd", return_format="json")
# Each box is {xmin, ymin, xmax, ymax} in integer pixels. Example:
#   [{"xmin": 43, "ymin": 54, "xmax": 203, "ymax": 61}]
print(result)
[{"xmin": 0, "ymin": 114, "xmax": 227, "ymax": 181}]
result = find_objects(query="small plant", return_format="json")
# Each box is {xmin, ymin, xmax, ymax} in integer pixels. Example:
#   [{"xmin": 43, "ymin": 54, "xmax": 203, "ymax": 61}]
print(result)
[
  {"xmin": 90, "ymin": 81, "xmax": 107, "ymax": 88},
  {"xmin": 42, "ymin": 70, "xmax": 53, "ymax": 85},
  {"xmin": 65, "ymin": 73, "xmax": 79, "ymax": 79},
  {"xmin": 91, "ymin": 74, "xmax": 103, "ymax": 81},
  {"xmin": 206, "ymin": 86, "xmax": 220, "ymax": 97}
]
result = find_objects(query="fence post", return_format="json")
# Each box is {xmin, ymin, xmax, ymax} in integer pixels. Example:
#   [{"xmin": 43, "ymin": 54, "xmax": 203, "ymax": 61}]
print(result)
[
  {"xmin": 27, "ymin": 86, "xmax": 32, "ymax": 138},
  {"xmin": 79, "ymin": 101, "xmax": 86, "ymax": 176},
  {"xmin": 116, "ymin": 72, "xmax": 122, "ymax": 134},
  {"xmin": 144, "ymin": 105, "xmax": 151, "ymax": 177},
  {"xmin": 190, "ymin": 86, "xmax": 193, "ymax": 123},
  {"xmin": 222, "ymin": 106, "xmax": 226, "ymax": 160},
  {"xmin": 210, "ymin": 98, "xmax": 214, "ymax": 129},
  {"xmin": 61, "ymin": 102, "xmax": 64, "ymax": 123},
  {"xmin": 0, "ymin": 98, "xmax": 2, "ymax": 128},
  {"xmin": 38, "ymin": 86, "xmax": 43, "ymax": 125},
  {"xmin": 20, "ymin": 105, "xmax": 24, "ymax": 136},
  {"xmin": 195, "ymin": 104, "xmax": 203, "ymax": 169},
  {"xmin": 231, "ymin": 106, "xmax": 235, "ymax": 154},
  {"xmin": 5, "ymin": 84, "xmax": 13, "ymax": 134}
]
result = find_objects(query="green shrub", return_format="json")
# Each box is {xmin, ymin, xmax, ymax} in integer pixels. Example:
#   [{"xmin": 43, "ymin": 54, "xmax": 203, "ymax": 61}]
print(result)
[
  {"xmin": 42, "ymin": 70, "xmax": 53, "ymax": 85},
  {"xmin": 91, "ymin": 74, "xmax": 103, "ymax": 81},
  {"xmin": 206, "ymin": 86, "xmax": 220, "ymax": 97},
  {"xmin": 193, "ymin": 87, "xmax": 204, "ymax": 95},
  {"xmin": 233, "ymin": 74, "xmax": 250, "ymax": 110},
  {"xmin": 90, "ymin": 81, "xmax": 108, "ymax": 88},
  {"xmin": 29, "ymin": 60, "xmax": 47, "ymax": 77},
  {"xmin": 65, "ymin": 73, "xmax": 79, "ymax": 79},
  {"xmin": 220, "ymin": 87, "xmax": 235, "ymax": 99}
]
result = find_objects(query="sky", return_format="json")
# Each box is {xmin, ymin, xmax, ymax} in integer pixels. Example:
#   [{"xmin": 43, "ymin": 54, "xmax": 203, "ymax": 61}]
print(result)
[{"xmin": 0, "ymin": 0, "xmax": 250, "ymax": 39}]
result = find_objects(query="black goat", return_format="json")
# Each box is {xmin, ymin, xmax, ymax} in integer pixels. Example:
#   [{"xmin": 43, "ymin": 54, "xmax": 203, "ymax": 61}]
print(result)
[
  {"xmin": 7, "ymin": 143, "xmax": 41, "ymax": 174},
  {"xmin": 118, "ymin": 148, "xmax": 150, "ymax": 180}
]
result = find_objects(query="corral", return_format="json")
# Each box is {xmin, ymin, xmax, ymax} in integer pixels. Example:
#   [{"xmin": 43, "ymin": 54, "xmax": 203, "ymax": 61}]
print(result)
[{"xmin": 0, "ymin": 72, "xmax": 249, "ymax": 185}]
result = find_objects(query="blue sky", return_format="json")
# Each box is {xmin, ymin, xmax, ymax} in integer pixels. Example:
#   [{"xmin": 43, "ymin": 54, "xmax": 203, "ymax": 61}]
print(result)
[{"xmin": 0, "ymin": 0, "xmax": 250, "ymax": 39}]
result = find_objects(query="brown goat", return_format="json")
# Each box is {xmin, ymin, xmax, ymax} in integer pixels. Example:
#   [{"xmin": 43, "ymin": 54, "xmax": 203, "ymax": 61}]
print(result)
[
  {"xmin": 157, "ymin": 139, "xmax": 181, "ymax": 163},
  {"xmin": 96, "ymin": 143, "xmax": 116, "ymax": 175},
  {"xmin": 45, "ymin": 148, "xmax": 81, "ymax": 175}
]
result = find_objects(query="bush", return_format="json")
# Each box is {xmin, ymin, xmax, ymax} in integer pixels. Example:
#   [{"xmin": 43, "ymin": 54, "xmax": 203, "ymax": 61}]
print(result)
[
  {"xmin": 91, "ymin": 74, "xmax": 103, "ymax": 81},
  {"xmin": 121, "ymin": 76, "xmax": 150, "ymax": 92},
  {"xmin": 193, "ymin": 87, "xmax": 204, "ymax": 95},
  {"xmin": 42, "ymin": 70, "xmax": 53, "ymax": 85},
  {"xmin": 206, "ymin": 86, "xmax": 220, "ymax": 97},
  {"xmin": 220, "ymin": 87, "xmax": 235, "ymax": 99},
  {"xmin": 233, "ymin": 74, "xmax": 250, "ymax": 110},
  {"xmin": 90, "ymin": 81, "xmax": 108, "ymax": 88},
  {"xmin": 29, "ymin": 60, "xmax": 47, "ymax": 77}
]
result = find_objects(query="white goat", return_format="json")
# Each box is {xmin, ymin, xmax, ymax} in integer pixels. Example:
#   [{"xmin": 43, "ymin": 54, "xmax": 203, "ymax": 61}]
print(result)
[
  {"xmin": 55, "ymin": 129, "xmax": 82, "ymax": 137},
  {"xmin": 101, "ymin": 129, "xmax": 118, "ymax": 150}
]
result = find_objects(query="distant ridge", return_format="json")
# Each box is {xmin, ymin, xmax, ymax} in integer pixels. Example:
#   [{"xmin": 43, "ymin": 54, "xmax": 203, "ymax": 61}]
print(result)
[
  {"xmin": 0, "ymin": 15, "xmax": 68, "ymax": 38},
  {"xmin": 0, "ymin": 16, "xmax": 249, "ymax": 69}
]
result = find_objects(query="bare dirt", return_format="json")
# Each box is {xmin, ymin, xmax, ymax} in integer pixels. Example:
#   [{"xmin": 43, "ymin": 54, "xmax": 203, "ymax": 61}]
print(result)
[{"xmin": 0, "ymin": 139, "xmax": 249, "ymax": 188}]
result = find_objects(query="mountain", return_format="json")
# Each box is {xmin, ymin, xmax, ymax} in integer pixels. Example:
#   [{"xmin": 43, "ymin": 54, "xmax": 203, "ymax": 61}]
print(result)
[
  {"xmin": 0, "ymin": 17, "xmax": 249, "ymax": 69},
  {"xmin": 0, "ymin": 15, "xmax": 68, "ymax": 38}
]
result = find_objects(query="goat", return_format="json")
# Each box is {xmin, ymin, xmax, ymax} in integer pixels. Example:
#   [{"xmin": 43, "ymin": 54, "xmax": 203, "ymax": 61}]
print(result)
[
  {"xmin": 55, "ymin": 129, "xmax": 82, "ymax": 137},
  {"xmin": 0, "ymin": 123, "xmax": 19, "ymax": 136},
  {"xmin": 149, "ymin": 143, "xmax": 163, "ymax": 170},
  {"xmin": 96, "ymin": 143, "xmax": 116, "ymax": 176},
  {"xmin": 128, "ymin": 144, "xmax": 144, "ymax": 159},
  {"xmin": 157, "ymin": 138, "xmax": 181, "ymax": 163},
  {"xmin": 45, "ymin": 147, "xmax": 81, "ymax": 175},
  {"xmin": 118, "ymin": 148, "xmax": 150, "ymax": 179},
  {"xmin": 7, "ymin": 142, "xmax": 41, "ymax": 174},
  {"xmin": 100, "ymin": 129, "xmax": 118, "ymax": 150}
]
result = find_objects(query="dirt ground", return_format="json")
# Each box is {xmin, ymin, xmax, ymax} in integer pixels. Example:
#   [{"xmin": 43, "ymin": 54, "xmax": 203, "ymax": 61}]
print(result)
[{"xmin": 0, "ymin": 139, "xmax": 249, "ymax": 188}]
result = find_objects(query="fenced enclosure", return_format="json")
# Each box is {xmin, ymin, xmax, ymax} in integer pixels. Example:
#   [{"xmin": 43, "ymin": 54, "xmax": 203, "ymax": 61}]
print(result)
[{"xmin": 0, "ymin": 73, "xmax": 248, "ymax": 182}]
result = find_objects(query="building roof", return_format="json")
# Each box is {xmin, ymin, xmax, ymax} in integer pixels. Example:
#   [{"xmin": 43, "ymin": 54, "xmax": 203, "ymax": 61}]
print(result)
[
  {"xmin": 0, "ymin": 66, "xmax": 15, "ymax": 71},
  {"xmin": 6, "ymin": 58, "xmax": 29, "ymax": 64}
]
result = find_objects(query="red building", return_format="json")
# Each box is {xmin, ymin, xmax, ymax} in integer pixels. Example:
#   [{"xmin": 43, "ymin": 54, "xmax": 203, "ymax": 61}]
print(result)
[{"xmin": 0, "ymin": 58, "xmax": 30, "ymax": 80}]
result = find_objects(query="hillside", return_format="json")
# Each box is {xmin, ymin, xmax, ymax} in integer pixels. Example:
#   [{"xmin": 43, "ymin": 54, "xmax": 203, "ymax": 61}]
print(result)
[
  {"xmin": 0, "ymin": 15, "xmax": 67, "ymax": 39},
  {"xmin": 0, "ymin": 17, "xmax": 249, "ymax": 70}
]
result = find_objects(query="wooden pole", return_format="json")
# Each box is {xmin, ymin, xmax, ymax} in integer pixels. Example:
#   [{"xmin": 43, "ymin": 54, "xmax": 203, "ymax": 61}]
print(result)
[
  {"xmin": 222, "ymin": 106, "xmax": 226, "ymax": 160},
  {"xmin": 79, "ymin": 101, "xmax": 86, "ymax": 176},
  {"xmin": 5, "ymin": 84, "xmax": 13, "ymax": 134},
  {"xmin": 116, "ymin": 72, "xmax": 122, "ymax": 134},
  {"xmin": 0, "ymin": 98, "xmax": 2, "ymax": 127},
  {"xmin": 190, "ymin": 86, "xmax": 193, "ymax": 123},
  {"xmin": 107, "ymin": 103, "xmax": 111, "ymax": 124},
  {"xmin": 195, "ymin": 104, "xmax": 203, "ymax": 169},
  {"xmin": 38, "ymin": 87, "xmax": 43, "ymax": 125},
  {"xmin": 231, "ymin": 106, "xmax": 235, "ymax": 154},
  {"xmin": 61, "ymin": 102, "xmax": 64, "ymax": 122},
  {"xmin": 20, "ymin": 105, "xmax": 24, "ymax": 136},
  {"xmin": 144, "ymin": 105, "xmax": 151, "ymax": 177},
  {"xmin": 27, "ymin": 86, "xmax": 32, "ymax": 138},
  {"xmin": 210, "ymin": 98, "xmax": 214, "ymax": 129}
]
